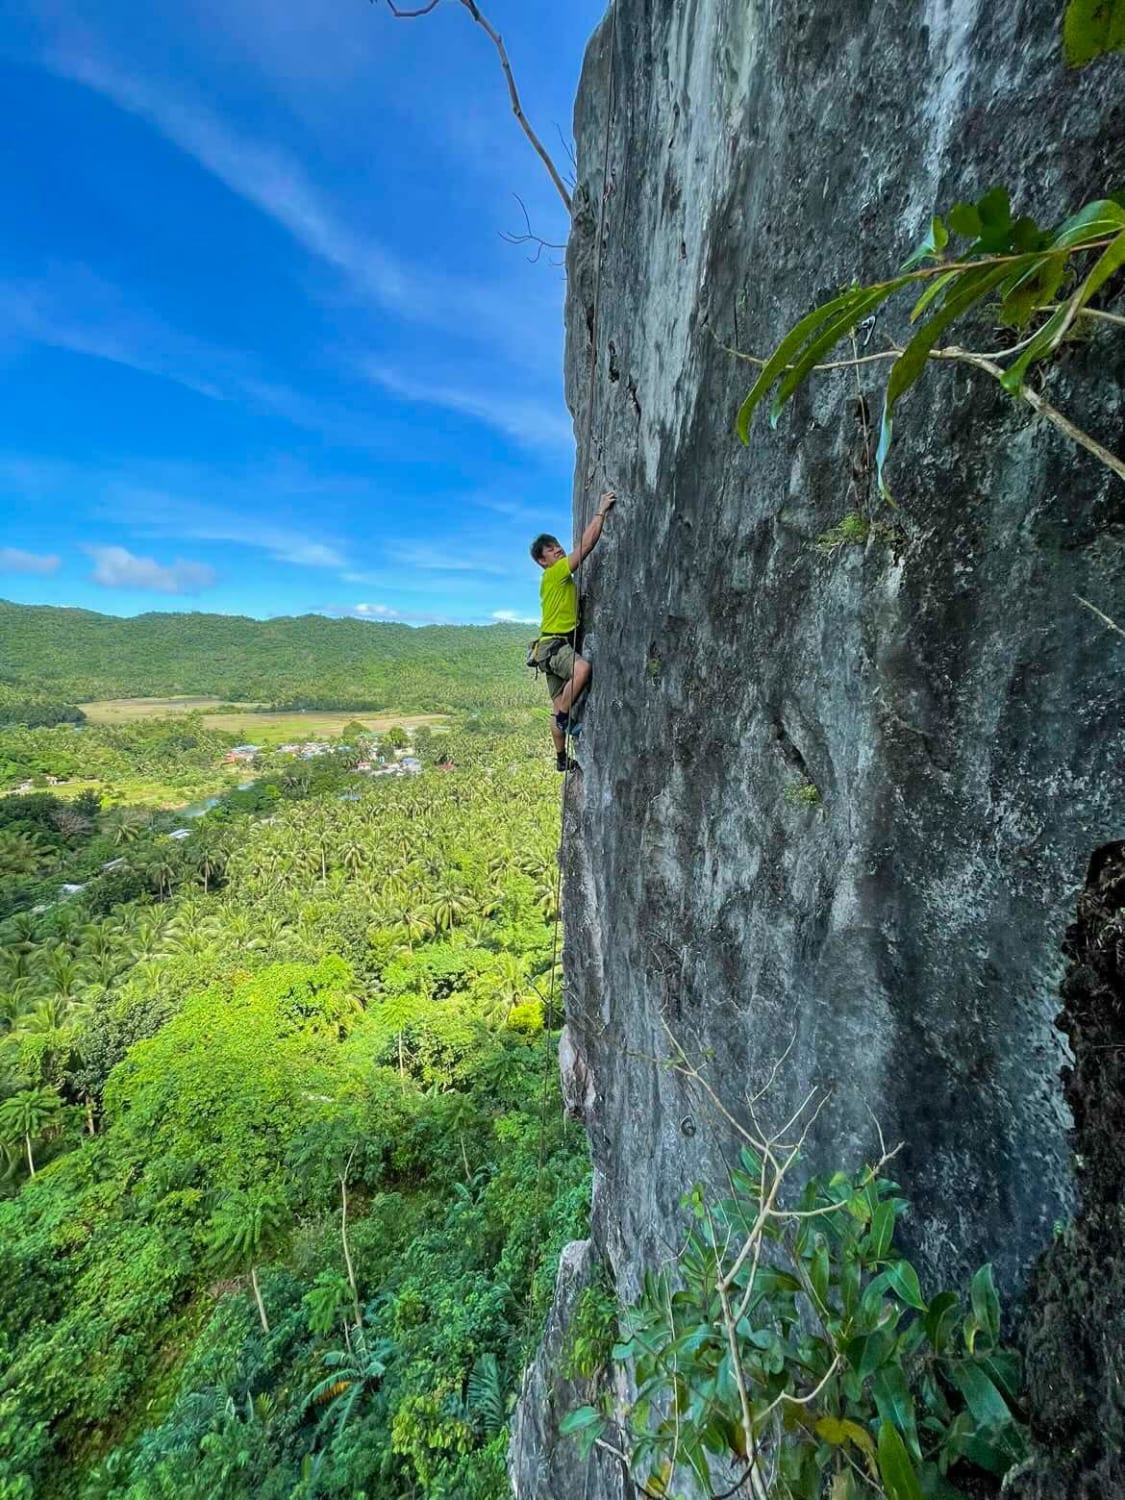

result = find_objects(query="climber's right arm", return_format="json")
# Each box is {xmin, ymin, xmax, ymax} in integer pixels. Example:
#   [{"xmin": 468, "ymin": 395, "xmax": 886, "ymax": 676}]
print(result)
[{"xmin": 568, "ymin": 491, "xmax": 617, "ymax": 572}]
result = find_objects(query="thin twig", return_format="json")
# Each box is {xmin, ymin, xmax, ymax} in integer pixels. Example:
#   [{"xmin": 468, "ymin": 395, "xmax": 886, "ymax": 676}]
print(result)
[
  {"xmin": 592, "ymin": 1437, "xmax": 667, "ymax": 1499},
  {"xmin": 500, "ymin": 192, "xmax": 567, "ymax": 263},
  {"xmin": 1072, "ymin": 305, "xmax": 1125, "ymax": 329},
  {"xmin": 663, "ymin": 1276, "xmax": 682, "ymax": 1492},
  {"xmin": 850, "ymin": 328, "xmax": 873, "ymax": 495},
  {"xmin": 860, "ymin": 239, "xmax": 1116, "ymax": 286},
  {"xmin": 707, "ymin": 322, "xmax": 1125, "ymax": 487},
  {"xmin": 707, "ymin": 320, "xmax": 1047, "ymax": 371},
  {"xmin": 708, "ymin": 1202, "xmax": 758, "ymax": 1482},
  {"xmin": 755, "ymin": 1354, "xmax": 842, "ymax": 1429},
  {"xmin": 659, "ymin": 1017, "xmax": 762, "ymax": 1150},
  {"xmin": 340, "ymin": 1146, "xmax": 363, "ymax": 1330},
  {"xmin": 1076, "ymin": 594, "xmax": 1125, "ymax": 639},
  {"xmin": 379, "ymin": 0, "xmax": 572, "ymax": 211},
  {"xmin": 748, "ymin": 1033, "xmax": 798, "ymax": 1107},
  {"xmin": 932, "ymin": 348, "xmax": 1125, "ymax": 486}
]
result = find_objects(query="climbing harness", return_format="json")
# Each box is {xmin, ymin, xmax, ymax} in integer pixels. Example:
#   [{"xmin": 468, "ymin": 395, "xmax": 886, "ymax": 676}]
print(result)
[{"xmin": 526, "ymin": 634, "xmax": 571, "ymax": 679}]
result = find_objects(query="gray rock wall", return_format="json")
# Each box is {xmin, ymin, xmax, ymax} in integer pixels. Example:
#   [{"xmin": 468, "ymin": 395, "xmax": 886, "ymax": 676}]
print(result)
[{"xmin": 511, "ymin": 3, "xmax": 1125, "ymax": 1495}]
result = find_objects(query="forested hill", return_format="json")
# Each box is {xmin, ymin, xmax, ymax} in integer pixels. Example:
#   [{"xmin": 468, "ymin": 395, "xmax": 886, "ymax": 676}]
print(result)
[{"xmin": 0, "ymin": 601, "xmax": 536, "ymax": 712}]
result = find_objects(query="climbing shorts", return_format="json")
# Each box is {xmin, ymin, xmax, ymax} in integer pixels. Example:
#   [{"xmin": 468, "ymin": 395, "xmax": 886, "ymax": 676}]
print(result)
[{"xmin": 535, "ymin": 636, "xmax": 576, "ymax": 701}]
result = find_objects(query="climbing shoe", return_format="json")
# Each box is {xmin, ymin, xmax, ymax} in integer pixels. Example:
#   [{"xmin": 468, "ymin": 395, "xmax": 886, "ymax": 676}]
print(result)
[{"xmin": 556, "ymin": 752, "xmax": 580, "ymax": 773}]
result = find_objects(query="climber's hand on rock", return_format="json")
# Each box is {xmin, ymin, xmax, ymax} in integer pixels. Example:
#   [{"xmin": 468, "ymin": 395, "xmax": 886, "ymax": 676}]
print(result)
[{"xmin": 598, "ymin": 491, "xmax": 617, "ymax": 516}]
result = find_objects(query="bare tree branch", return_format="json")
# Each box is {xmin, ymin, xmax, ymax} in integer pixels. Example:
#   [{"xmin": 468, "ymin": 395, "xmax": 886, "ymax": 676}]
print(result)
[
  {"xmin": 500, "ymin": 193, "xmax": 567, "ymax": 263},
  {"xmin": 377, "ymin": 0, "xmax": 572, "ymax": 212}
]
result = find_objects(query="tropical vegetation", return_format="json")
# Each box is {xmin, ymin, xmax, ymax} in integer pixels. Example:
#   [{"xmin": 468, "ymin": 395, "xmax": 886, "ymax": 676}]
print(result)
[{"xmin": 0, "ymin": 711, "xmax": 584, "ymax": 1498}]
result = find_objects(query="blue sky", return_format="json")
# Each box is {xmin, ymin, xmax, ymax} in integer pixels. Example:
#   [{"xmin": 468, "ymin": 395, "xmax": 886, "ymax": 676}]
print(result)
[{"xmin": 0, "ymin": 0, "xmax": 604, "ymax": 623}]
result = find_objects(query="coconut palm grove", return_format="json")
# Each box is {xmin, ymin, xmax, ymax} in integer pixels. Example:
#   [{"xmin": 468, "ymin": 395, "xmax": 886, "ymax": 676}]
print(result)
[{"xmin": 0, "ymin": 606, "xmax": 584, "ymax": 1498}]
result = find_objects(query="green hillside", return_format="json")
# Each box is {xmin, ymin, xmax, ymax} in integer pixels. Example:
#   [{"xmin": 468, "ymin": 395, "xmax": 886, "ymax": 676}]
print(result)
[{"xmin": 0, "ymin": 602, "xmax": 536, "ymax": 714}]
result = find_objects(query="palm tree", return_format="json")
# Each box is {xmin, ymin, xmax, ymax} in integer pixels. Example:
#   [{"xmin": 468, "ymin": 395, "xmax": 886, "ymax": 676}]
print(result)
[
  {"xmin": 4, "ymin": 910, "xmax": 41, "ymax": 954},
  {"xmin": 429, "ymin": 886, "xmax": 472, "ymax": 933},
  {"xmin": 191, "ymin": 831, "xmax": 229, "ymax": 893},
  {"xmin": 42, "ymin": 947, "xmax": 84, "ymax": 1003},
  {"xmin": 142, "ymin": 852, "xmax": 178, "ymax": 901},
  {"xmin": 306, "ymin": 1326, "xmax": 394, "ymax": 1438},
  {"xmin": 161, "ymin": 914, "xmax": 223, "ymax": 957},
  {"xmin": 0, "ymin": 980, "xmax": 35, "ymax": 1036},
  {"xmin": 0, "ymin": 1085, "xmax": 64, "ymax": 1176},
  {"xmin": 439, "ymin": 1092, "xmax": 479, "ymax": 1182},
  {"xmin": 128, "ymin": 911, "xmax": 168, "ymax": 961},
  {"xmin": 102, "ymin": 806, "xmax": 151, "ymax": 847},
  {"xmin": 398, "ymin": 907, "xmax": 435, "ymax": 948},
  {"xmin": 340, "ymin": 838, "xmax": 370, "ymax": 879},
  {"xmin": 205, "ymin": 1186, "xmax": 290, "ymax": 1333},
  {"xmin": 534, "ymin": 878, "xmax": 559, "ymax": 921},
  {"xmin": 484, "ymin": 952, "xmax": 531, "ymax": 1024},
  {"xmin": 465, "ymin": 1352, "xmax": 508, "ymax": 1439},
  {"xmin": 0, "ymin": 829, "xmax": 49, "ymax": 878}
]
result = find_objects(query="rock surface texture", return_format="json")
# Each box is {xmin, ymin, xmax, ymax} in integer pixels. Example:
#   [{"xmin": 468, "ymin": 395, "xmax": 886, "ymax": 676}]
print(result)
[{"xmin": 510, "ymin": 3, "xmax": 1125, "ymax": 1495}]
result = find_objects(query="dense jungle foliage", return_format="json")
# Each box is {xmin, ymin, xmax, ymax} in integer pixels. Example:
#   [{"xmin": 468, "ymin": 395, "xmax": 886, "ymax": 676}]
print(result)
[
  {"xmin": 0, "ymin": 713, "xmax": 583, "ymax": 1498},
  {"xmin": 0, "ymin": 602, "xmax": 537, "ymax": 715}
]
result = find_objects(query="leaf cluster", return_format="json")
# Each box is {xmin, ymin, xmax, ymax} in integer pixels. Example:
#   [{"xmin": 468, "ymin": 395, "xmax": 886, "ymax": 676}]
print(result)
[
  {"xmin": 737, "ymin": 189, "xmax": 1125, "ymax": 497},
  {"xmin": 563, "ymin": 1152, "xmax": 1026, "ymax": 1499}
]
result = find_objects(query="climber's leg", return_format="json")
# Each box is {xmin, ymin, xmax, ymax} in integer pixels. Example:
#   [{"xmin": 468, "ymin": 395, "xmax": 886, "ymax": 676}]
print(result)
[
  {"xmin": 544, "ymin": 643, "xmax": 580, "ymax": 769},
  {"xmin": 553, "ymin": 654, "xmax": 591, "ymax": 720}
]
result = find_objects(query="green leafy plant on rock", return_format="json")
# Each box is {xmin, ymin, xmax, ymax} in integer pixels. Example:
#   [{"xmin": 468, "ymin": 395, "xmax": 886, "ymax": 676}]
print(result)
[
  {"xmin": 784, "ymin": 780, "xmax": 822, "ymax": 808},
  {"xmin": 814, "ymin": 515, "xmax": 902, "ymax": 557},
  {"xmin": 564, "ymin": 1276, "xmax": 620, "ymax": 1379},
  {"xmin": 1063, "ymin": 0, "xmax": 1125, "ymax": 66},
  {"xmin": 736, "ymin": 189, "xmax": 1125, "ymax": 500},
  {"xmin": 815, "ymin": 513, "xmax": 871, "ymax": 555},
  {"xmin": 562, "ymin": 1112, "xmax": 1026, "ymax": 1498}
]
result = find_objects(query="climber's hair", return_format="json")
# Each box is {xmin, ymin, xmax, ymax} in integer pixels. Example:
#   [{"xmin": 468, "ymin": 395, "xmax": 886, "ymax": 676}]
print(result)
[{"xmin": 530, "ymin": 533, "xmax": 561, "ymax": 563}]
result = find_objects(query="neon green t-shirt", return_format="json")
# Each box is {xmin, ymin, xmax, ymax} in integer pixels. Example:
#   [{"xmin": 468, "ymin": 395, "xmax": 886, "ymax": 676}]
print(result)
[{"xmin": 539, "ymin": 555, "xmax": 578, "ymax": 636}]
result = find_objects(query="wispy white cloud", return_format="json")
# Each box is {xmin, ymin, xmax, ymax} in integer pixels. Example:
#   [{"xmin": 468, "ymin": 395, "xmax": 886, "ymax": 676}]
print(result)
[
  {"xmin": 474, "ymin": 494, "xmax": 546, "ymax": 526},
  {"xmin": 0, "ymin": 271, "xmax": 225, "ymax": 400},
  {"xmin": 387, "ymin": 540, "xmax": 513, "ymax": 578},
  {"xmin": 98, "ymin": 489, "xmax": 349, "ymax": 570},
  {"xmin": 0, "ymin": 267, "xmax": 400, "ymax": 449},
  {"xmin": 45, "ymin": 49, "xmax": 560, "ymax": 366},
  {"xmin": 365, "ymin": 363, "xmax": 572, "ymax": 453},
  {"xmin": 0, "ymin": 453, "xmax": 352, "ymax": 574},
  {"xmin": 0, "ymin": 547, "xmax": 61, "ymax": 575},
  {"xmin": 491, "ymin": 608, "xmax": 537, "ymax": 623},
  {"xmin": 84, "ymin": 544, "xmax": 216, "ymax": 594}
]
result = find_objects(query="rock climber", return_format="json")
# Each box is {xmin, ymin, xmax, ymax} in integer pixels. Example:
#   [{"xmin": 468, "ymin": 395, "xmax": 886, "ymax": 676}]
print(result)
[{"xmin": 529, "ymin": 491, "xmax": 617, "ymax": 772}]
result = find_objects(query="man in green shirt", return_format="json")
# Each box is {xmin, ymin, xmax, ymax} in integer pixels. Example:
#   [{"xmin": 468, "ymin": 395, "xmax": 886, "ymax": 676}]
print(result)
[{"xmin": 529, "ymin": 491, "xmax": 617, "ymax": 771}]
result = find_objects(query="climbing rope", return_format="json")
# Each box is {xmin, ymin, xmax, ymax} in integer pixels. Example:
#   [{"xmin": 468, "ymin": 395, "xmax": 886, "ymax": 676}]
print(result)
[{"xmin": 534, "ymin": 0, "xmax": 620, "ymax": 1202}]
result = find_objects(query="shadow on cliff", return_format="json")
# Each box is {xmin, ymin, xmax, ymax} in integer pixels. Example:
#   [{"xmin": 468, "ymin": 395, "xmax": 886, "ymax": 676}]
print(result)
[{"xmin": 1013, "ymin": 841, "xmax": 1125, "ymax": 1498}]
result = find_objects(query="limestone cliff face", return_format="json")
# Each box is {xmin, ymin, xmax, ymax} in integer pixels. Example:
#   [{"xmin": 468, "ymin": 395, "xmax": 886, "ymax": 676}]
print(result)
[{"xmin": 511, "ymin": 3, "xmax": 1125, "ymax": 1495}]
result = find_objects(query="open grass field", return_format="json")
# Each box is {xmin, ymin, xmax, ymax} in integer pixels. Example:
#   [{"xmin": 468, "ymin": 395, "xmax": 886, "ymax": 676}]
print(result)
[{"xmin": 81, "ymin": 699, "xmax": 449, "ymax": 742}]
